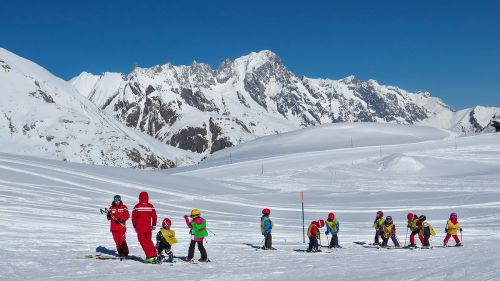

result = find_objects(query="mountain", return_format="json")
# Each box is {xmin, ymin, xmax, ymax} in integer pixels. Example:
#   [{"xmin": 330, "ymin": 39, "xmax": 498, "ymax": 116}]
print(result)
[
  {"xmin": 70, "ymin": 50, "xmax": 500, "ymax": 156},
  {"xmin": 0, "ymin": 48, "xmax": 198, "ymax": 168}
]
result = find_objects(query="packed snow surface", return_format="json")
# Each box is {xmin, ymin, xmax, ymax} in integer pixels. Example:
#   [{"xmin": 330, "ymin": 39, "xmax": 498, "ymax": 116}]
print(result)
[{"xmin": 1, "ymin": 123, "xmax": 500, "ymax": 280}]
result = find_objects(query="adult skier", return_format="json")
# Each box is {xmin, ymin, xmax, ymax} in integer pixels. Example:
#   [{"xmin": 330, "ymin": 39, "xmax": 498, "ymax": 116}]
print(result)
[
  {"xmin": 156, "ymin": 218, "xmax": 178, "ymax": 263},
  {"xmin": 372, "ymin": 211, "xmax": 385, "ymax": 245},
  {"xmin": 406, "ymin": 213, "xmax": 424, "ymax": 248},
  {"xmin": 107, "ymin": 195, "xmax": 129, "ymax": 257},
  {"xmin": 132, "ymin": 191, "xmax": 158, "ymax": 263},
  {"xmin": 261, "ymin": 208, "xmax": 274, "ymax": 250},
  {"xmin": 325, "ymin": 212, "xmax": 340, "ymax": 248},
  {"xmin": 443, "ymin": 212, "xmax": 462, "ymax": 247},
  {"xmin": 184, "ymin": 209, "xmax": 209, "ymax": 262},
  {"xmin": 381, "ymin": 216, "xmax": 400, "ymax": 248}
]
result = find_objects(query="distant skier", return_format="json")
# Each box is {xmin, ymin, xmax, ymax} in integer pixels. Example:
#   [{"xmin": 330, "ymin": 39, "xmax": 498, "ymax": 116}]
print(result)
[
  {"xmin": 416, "ymin": 215, "xmax": 435, "ymax": 247},
  {"xmin": 372, "ymin": 211, "xmax": 385, "ymax": 245},
  {"xmin": 406, "ymin": 213, "xmax": 424, "ymax": 248},
  {"xmin": 184, "ymin": 209, "xmax": 209, "ymax": 262},
  {"xmin": 381, "ymin": 216, "xmax": 400, "ymax": 248},
  {"xmin": 261, "ymin": 208, "xmax": 274, "ymax": 250},
  {"xmin": 443, "ymin": 212, "xmax": 462, "ymax": 247},
  {"xmin": 306, "ymin": 220, "xmax": 324, "ymax": 252},
  {"xmin": 132, "ymin": 191, "xmax": 158, "ymax": 263},
  {"xmin": 156, "ymin": 218, "xmax": 178, "ymax": 263},
  {"xmin": 107, "ymin": 195, "xmax": 130, "ymax": 257},
  {"xmin": 325, "ymin": 212, "xmax": 340, "ymax": 248}
]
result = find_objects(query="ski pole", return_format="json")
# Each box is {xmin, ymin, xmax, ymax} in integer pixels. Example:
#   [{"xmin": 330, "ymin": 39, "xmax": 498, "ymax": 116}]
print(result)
[
  {"xmin": 460, "ymin": 229, "xmax": 463, "ymax": 244},
  {"xmin": 326, "ymin": 233, "xmax": 330, "ymax": 248},
  {"xmin": 100, "ymin": 208, "xmax": 126, "ymax": 229},
  {"xmin": 404, "ymin": 227, "xmax": 409, "ymax": 247},
  {"xmin": 207, "ymin": 229, "xmax": 216, "ymax": 236}
]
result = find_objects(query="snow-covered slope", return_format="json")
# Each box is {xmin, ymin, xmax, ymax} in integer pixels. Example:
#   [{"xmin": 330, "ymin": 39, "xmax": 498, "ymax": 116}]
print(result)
[
  {"xmin": 0, "ymin": 48, "xmax": 199, "ymax": 168},
  {"xmin": 70, "ymin": 50, "xmax": 500, "ymax": 157},
  {"xmin": 1, "ymin": 123, "xmax": 500, "ymax": 280}
]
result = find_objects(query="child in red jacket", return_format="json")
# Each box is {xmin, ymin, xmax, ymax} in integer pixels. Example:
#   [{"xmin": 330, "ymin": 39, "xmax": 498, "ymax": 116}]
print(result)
[{"xmin": 306, "ymin": 220, "xmax": 324, "ymax": 252}]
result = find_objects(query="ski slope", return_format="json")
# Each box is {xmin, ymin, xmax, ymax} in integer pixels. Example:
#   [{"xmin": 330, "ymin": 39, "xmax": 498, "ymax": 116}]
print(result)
[{"xmin": 1, "ymin": 123, "xmax": 500, "ymax": 280}]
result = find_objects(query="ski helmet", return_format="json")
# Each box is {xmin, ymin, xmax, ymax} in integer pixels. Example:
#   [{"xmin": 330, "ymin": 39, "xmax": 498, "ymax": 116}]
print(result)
[
  {"xmin": 113, "ymin": 195, "xmax": 121, "ymax": 202},
  {"xmin": 262, "ymin": 208, "xmax": 271, "ymax": 215},
  {"xmin": 385, "ymin": 216, "xmax": 393, "ymax": 224},
  {"xmin": 328, "ymin": 212, "xmax": 335, "ymax": 220},
  {"xmin": 312, "ymin": 220, "xmax": 318, "ymax": 226},
  {"xmin": 162, "ymin": 218, "xmax": 172, "ymax": 228},
  {"xmin": 190, "ymin": 209, "xmax": 201, "ymax": 217},
  {"xmin": 450, "ymin": 212, "xmax": 457, "ymax": 219},
  {"xmin": 319, "ymin": 219, "xmax": 325, "ymax": 228},
  {"xmin": 377, "ymin": 211, "xmax": 384, "ymax": 217},
  {"xmin": 407, "ymin": 213, "xmax": 415, "ymax": 220}
]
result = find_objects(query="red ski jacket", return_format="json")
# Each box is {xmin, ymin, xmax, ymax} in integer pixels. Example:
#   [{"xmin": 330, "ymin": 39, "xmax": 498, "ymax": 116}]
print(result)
[
  {"xmin": 132, "ymin": 192, "xmax": 157, "ymax": 233},
  {"xmin": 108, "ymin": 202, "xmax": 129, "ymax": 232}
]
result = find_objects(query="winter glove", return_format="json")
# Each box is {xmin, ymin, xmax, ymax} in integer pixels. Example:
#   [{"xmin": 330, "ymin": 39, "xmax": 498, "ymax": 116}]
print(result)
[
  {"xmin": 325, "ymin": 231, "xmax": 329, "ymax": 235},
  {"xmin": 460, "ymin": 228, "xmax": 463, "ymax": 232},
  {"xmin": 152, "ymin": 225, "xmax": 156, "ymax": 231},
  {"xmin": 106, "ymin": 213, "xmax": 111, "ymax": 220},
  {"xmin": 115, "ymin": 218, "xmax": 123, "ymax": 224}
]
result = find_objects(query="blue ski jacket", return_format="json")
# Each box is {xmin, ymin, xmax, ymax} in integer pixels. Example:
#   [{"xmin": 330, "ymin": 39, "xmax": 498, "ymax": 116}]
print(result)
[{"xmin": 261, "ymin": 215, "xmax": 273, "ymax": 235}]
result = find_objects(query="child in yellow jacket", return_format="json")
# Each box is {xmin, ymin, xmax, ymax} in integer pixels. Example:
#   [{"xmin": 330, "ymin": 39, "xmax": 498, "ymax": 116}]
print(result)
[{"xmin": 443, "ymin": 212, "xmax": 462, "ymax": 247}]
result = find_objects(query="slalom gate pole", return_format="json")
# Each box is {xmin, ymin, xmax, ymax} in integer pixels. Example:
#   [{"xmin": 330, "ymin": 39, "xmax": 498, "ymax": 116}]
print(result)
[
  {"xmin": 301, "ymin": 192, "xmax": 305, "ymax": 243},
  {"xmin": 404, "ymin": 227, "xmax": 409, "ymax": 247}
]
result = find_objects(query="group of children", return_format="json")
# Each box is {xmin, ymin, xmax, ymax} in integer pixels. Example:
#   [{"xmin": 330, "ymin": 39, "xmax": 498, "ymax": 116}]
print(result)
[
  {"xmin": 260, "ymin": 209, "xmax": 341, "ymax": 252},
  {"xmin": 260, "ymin": 208, "xmax": 463, "ymax": 253},
  {"xmin": 373, "ymin": 211, "xmax": 463, "ymax": 248}
]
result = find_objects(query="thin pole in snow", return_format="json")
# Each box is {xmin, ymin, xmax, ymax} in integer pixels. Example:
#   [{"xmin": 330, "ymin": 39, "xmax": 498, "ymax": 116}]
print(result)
[
  {"xmin": 229, "ymin": 152, "xmax": 232, "ymax": 164},
  {"xmin": 301, "ymin": 192, "xmax": 305, "ymax": 243},
  {"xmin": 261, "ymin": 161, "xmax": 264, "ymax": 175}
]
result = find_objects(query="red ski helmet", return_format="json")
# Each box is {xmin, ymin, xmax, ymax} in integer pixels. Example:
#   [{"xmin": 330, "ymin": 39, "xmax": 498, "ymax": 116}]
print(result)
[
  {"xmin": 377, "ymin": 211, "xmax": 384, "ymax": 217},
  {"xmin": 318, "ymin": 219, "xmax": 325, "ymax": 228},
  {"xmin": 312, "ymin": 220, "xmax": 318, "ymax": 226},
  {"xmin": 328, "ymin": 213, "xmax": 335, "ymax": 220},
  {"xmin": 450, "ymin": 212, "xmax": 457, "ymax": 219},
  {"xmin": 262, "ymin": 208, "xmax": 270, "ymax": 215},
  {"xmin": 162, "ymin": 218, "xmax": 172, "ymax": 228},
  {"xmin": 407, "ymin": 213, "xmax": 415, "ymax": 220}
]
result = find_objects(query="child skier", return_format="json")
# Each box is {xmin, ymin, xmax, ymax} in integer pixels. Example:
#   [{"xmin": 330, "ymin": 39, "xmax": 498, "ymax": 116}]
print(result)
[
  {"xmin": 406, "ymin": 213, "xmax": 424, "ymax": 248},
  {"xmin": 443, "ymin": 212, "xmax": 462, "ymax": 247},
  {"xmin": 306, "ymin": 220, "xmax": 324, "ymax": 252},
  {"xmin": 372, "ymin": 211, "xmax": 385, "ymax": 245},
  {"xmin": 416, "ymin": 215, "xmax": 435, "ymax": 248},
  {"xmin": 184, "ymin": 209, "xmax": 209, "ymax": 262},
  {"xmin": 261, "ymin": 208, "xmax": 274, "ymax": 250},
  {"xmin": 382, "ymin": 216, "xmax": 400, "ymax": 248},
  {"xmin": 156, "ymin": 218, "xmax": 178, "ymax": 263},
  {"xmin": 325, "ymin": 212, "xmax": 340, "ymax": 248},
  {"xmin": 107, "ymin": 195, "xmax": 130, "ymax": 257}
]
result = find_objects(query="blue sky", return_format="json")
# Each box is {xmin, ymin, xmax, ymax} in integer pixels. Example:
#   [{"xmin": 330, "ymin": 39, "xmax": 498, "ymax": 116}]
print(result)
[{"xmin": 1, "ymin": 0, "xmax": 499, "ymax": 109}]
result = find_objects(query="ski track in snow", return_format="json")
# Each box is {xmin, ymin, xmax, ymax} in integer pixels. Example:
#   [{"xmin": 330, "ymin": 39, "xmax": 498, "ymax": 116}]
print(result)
[{"xmin": 1, "ymin": 125, "xmax": 500, "ymax": 280}]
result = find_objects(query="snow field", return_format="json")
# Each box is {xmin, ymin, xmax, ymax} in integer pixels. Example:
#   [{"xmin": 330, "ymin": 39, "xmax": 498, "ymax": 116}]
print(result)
[{"xmin": 1, "ymin": 123, "xmax": 500, "ymax": 280}]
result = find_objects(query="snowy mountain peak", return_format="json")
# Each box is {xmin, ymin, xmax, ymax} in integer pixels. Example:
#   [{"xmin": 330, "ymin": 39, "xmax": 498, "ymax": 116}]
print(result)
[{"xmin": 0, "ymin": 48, "xmax": 198, "ymax": 168}]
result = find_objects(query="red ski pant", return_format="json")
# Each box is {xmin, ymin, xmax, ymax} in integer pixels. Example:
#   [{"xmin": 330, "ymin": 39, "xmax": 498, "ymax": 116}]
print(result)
[
  {"xmin": 112, "ymin": 230, "xmax": 129, "ymax": 256},
  {"xmin": 137, "ymin": 231, "xmax": 157, "ymax": 258},
  {"xmin": 444, "ymin": 234, "xmax": 460, "ymax": 244},
  {"xmin": 410, "ymin": 231, "xmax": 424, "ymax": 245}
]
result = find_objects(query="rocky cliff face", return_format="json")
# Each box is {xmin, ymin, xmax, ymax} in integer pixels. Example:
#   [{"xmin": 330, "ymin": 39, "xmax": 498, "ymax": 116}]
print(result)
[{"xmin": 70, "ymin": 50, "xmax": 500, "ymax": 156}]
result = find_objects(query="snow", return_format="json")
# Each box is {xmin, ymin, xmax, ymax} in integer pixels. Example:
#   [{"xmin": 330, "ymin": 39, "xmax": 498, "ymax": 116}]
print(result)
[
  {"xmin": 1, "ymin": 122, "xmax": 500, "ymax": 280},
  {"xmin": 0, "ymin": 48, "xmax": 199, "ymax": 168}
]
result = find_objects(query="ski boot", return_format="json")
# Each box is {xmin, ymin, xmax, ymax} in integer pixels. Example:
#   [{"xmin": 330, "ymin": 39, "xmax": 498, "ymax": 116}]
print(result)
[
  {"xmin": 143, "ymin": 257, "xmax": 157, "ymax": 264},
  {"xmin": 455, "ymin": 242, "xmax": 462, "ymax": 247}
]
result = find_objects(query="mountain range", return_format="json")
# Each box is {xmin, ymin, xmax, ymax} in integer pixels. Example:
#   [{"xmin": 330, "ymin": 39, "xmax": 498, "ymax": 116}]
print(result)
[
  {"xmin": 1, "ymin": 48, "xmax": 498, "ymax": 168},
  {"xmin": 70, "ymin": 50, "xmax": 499, "ymax": 155}
]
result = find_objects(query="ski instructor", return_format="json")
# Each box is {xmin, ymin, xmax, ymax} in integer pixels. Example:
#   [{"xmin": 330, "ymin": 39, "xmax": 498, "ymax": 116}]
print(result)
[
  {"xmin": 132, "ymin": 191, "xmax": 158, "ymax": 263},
  {"xmin": 107, "ymin": 195, "xmax": 130, "ymax": 257}
]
